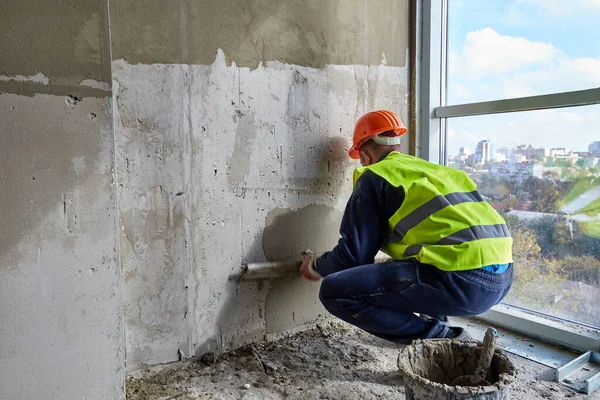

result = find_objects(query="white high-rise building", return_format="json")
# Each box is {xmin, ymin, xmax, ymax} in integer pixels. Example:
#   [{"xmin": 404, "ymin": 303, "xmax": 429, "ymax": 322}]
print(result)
[{"xmin": 476, "ymin": 140, "xmax": 494, "ymax": 164}]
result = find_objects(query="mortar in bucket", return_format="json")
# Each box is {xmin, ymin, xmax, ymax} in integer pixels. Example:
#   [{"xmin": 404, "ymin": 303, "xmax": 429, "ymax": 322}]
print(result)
[{"xmin": 397, "ymin": 336, "xmax": 516, "ymax": 400}]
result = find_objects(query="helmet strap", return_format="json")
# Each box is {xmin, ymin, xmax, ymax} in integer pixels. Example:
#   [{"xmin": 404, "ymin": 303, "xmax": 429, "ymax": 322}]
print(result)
[{"xmin": 372, "ymin": 133, "xmax": 402, "ymax": 146}]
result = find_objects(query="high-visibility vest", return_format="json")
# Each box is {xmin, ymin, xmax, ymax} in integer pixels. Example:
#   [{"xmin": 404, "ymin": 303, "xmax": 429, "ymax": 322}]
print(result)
[{"xmin": 353, "ymin": 152, "xmax": 513, "ymax": 271}]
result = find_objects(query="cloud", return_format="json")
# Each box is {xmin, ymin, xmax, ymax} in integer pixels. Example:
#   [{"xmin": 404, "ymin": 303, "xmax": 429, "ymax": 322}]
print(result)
[
  {"xmin": 450, "ymin": 27, "xmax": 600, "ymax": 101},
  {"xmin": 446, "ymin": 98, "xmax": 600, "ymax": 156},
  {"xmin": 503, "ymin": 56, "xmax": 600, "ymax": 98},
  {"xmin": 449, "ymin": 105, "xmax": 600, "ymax": 155},
  {"xmin": 448, "ymin": 53, "xmax": 462, "ymax": 76},
  {"xmin": 447, "ymin": 128, "xmax": 481, "ymax": 155},
  {"xmin": 455, "ymin": 28, "xmax": 558, "ymax": 78},
  {"xmin": 516, "ymin": 107, "xmax": 600, "ymax": 150},
  {"xmin": 453, "ymin": 83, "xmax": 474, "ymax": 101}
]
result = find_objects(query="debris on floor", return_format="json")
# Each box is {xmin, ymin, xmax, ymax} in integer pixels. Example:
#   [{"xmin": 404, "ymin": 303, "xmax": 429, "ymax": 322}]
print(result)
[{"xmin": 126, "ymin": 321, "xmax": 600, "ymax": 399}]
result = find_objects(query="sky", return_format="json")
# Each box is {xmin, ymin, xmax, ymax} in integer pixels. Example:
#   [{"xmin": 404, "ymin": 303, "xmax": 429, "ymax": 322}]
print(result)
[{"xmin": 446, "ymin": 0, "xmax": 600, "ymax": 156}]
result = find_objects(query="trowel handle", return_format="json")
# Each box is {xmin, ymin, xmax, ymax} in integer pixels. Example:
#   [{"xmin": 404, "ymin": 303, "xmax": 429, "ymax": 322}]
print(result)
[
  {"xmin": 474, "ymin": 328, "xmax": 498, "ymax": 381},
  {"xmin": 242, "ymin": 254, "xmax": 393, "ymax": 280},
  {"xmin": 242, "ymin": 258, "xmax": 304, "ymax": 280}
]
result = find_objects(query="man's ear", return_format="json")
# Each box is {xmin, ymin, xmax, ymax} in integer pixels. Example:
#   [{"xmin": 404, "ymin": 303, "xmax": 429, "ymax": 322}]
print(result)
[{"xmin": 359, "ymin": 150, "xmax": 371, "ymax": 166}]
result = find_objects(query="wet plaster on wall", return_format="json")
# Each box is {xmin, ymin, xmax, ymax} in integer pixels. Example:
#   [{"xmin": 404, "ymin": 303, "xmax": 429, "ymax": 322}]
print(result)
[
  {"xmin": 113, "ymin": 48, "xmax": 408, "ymax": 370},
  {"xmin": 0, "ymin": 94, "xmax": 123, "ymax": 399},
  {"xmin": 110, "ymin": 0, "xmax": 409, "ymax": 69},
  {"xmin": 262, "ymin": 205, "xmax": 344, "ymax": 333},
  {"xmin": 0, "ymin": 0, "xmax": 111, "ymax": 87},
  {"xmin": 262, "ymin": 205, "xmax": 344, "ymax": 261}
]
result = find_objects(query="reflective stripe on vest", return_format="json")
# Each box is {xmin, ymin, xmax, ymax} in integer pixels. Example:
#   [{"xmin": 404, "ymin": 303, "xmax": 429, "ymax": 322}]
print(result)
[
  {"xmin": 353, "ymin": 152, "xmax": 513, "ymax": 271},
  {"xmin": 388, "ymin": 190, "xmax": 484, "ymax": 242}
]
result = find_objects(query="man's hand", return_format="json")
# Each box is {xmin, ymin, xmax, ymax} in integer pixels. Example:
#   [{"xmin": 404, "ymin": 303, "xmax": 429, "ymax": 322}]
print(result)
[{"xmin": 300, "ymin": 252, "xmax": 322, "ymax": 281}]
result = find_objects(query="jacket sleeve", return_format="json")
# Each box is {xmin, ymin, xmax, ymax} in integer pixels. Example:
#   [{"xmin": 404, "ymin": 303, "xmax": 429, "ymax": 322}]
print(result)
[{"xmin": 315, "ymin": 172, "xmax": 403, "ymax": 277}]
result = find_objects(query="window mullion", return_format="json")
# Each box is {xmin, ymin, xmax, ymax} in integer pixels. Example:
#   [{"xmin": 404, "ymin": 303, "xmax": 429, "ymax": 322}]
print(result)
[
  {"xmin": 436, "ymin": 87, "xmax": 600, "ymax": 118},
  {"xmin": 420, "ymin": 0, "xmax": 447, "ymax": 164}
]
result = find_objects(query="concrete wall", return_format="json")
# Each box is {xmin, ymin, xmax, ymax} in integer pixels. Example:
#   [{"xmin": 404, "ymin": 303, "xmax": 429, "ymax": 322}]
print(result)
[
  {"xmin": 0, "ymin": 1, "xmax": 124, "ymax": 399},
  {"xmin": 111, "ymin": 0, "xmax": 410, "ymax": 370}
]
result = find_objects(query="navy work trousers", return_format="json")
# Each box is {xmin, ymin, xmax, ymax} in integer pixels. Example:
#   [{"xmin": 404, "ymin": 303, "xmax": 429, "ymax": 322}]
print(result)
[{"xmin": 318, "ymin": 260, "xmax": 513, "ymax": 343}]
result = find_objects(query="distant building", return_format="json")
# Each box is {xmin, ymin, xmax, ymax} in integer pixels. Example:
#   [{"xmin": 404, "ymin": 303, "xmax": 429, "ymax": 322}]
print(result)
[
  {"xmin": 494, "ymin": 152, "xmax": 508, "ymax": 162},
  {"xmin": 555, "ymin": 154, "xmax": 580, "ymax": 166},
  {"xmin": 509, "ymin": 153, "xmax": 527, "ymax": 163},
  {"xmin": 490, "ymin": 161, "xmax": 533, "ymax": 182},
  {"xmin": 467, "ymin": 154, "xmax": 478, "ymax": 166},
  {"xmin": 549, "ymin": 148, "xmax": 569, "ymax": 157},
  {"xmin": 516, "ymin": 144, "xmax": 547, "ymax": 160},
  {"xmin": 476, "ymin": 140, "xmax": 494, "ymax": 164},
  {"xmin": 590, "ymin": 141, "xmax": 600, "ymax": 156},
  {"xmin": 459, "ymin": 147, "xmax": 470, "ymax": 156},
  {"xmin": 532, "ymin": 165, "xmax": 562, "ymax": 179}
]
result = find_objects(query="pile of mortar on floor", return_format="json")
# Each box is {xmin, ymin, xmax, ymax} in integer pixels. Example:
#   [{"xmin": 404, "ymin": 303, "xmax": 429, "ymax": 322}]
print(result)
[{"xmin": 126, "ymin": 321, "xmax": 596, "ymax": 400}]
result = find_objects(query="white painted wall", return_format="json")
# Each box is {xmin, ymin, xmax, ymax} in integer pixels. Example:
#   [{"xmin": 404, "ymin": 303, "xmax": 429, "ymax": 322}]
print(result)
[{"xmin": 113, "ymin": 51, "xmax": 409, "ymax": 370}]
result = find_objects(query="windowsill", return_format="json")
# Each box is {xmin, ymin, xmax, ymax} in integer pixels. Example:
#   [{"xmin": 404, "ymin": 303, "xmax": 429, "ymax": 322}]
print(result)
[{"xmin": 476, "ymin": 303, "xmax": 600, "ymax": 353}]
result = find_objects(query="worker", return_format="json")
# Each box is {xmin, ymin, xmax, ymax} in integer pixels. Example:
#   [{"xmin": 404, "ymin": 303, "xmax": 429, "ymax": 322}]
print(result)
[{"xmin": 300, "ymin": 110, "xmax": 513, "ymax": 342}]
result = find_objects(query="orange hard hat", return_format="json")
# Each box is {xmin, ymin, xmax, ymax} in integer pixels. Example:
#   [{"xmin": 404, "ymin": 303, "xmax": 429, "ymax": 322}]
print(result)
[{"xmin": 348, "ymin": 110, "xmax": 407, "ymax": 159}]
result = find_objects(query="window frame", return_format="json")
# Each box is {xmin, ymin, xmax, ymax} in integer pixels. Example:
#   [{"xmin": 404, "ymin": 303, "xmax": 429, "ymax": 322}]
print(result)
[{"xmin": 418, "ymin": 0, "xmax": 600, "ymax": 350}]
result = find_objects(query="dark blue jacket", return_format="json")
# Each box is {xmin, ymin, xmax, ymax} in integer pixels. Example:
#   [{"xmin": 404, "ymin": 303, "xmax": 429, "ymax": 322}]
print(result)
[{"xmin": 316, "ymin": 169, "xmax": 404, "ymax": 277}]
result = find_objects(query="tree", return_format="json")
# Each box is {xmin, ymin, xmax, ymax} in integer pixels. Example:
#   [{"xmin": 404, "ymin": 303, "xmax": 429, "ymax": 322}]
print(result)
[
  {"xmin": 502, "ymin": 195, "xmax": 520, "ymax": 211},
  {"xmin": 543, "ymin": 170, "xmax": 560, "ymax": 181},
  {"xmin": 528, "ymin": 216, "xmax": 560, "ymax": 258},
  {"xmin": 552, "ymin": 220, "xmax": 572, "ymax": 258},
  {"xmin": 576, "ymin": 158, "xmax": 588, "ymax": 169},
  {"xmin": 561, "ymin": 255, "xmax": 600, "ymax": 289},
  {"xmin": 521, "ymin": 177, "xmax": 562, "ymax": 212},
  {"xmin": 504, "ymin": 228, "xmax": 574, "ymax": 314}
]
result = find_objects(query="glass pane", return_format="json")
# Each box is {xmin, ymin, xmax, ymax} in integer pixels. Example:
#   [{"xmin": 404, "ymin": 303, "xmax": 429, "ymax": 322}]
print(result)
[
  {"xmin": 447, "ymin": 0, "xmax": 600, "ymax": 104},
  {"xmin": 447, "ymin": 104, "xmax": 600, "ymax": 328}
]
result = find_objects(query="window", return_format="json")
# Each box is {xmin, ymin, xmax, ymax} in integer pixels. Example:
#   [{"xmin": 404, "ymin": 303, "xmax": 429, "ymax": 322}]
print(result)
[
  {"xmin": 420, "ymin": 0, "xmax": 600, "ymax": 334},
  {"xmin": 447, "ymin": 107, "xmax": 600, "ymax": 328},
  {"xmin": 447, "ymin": 0, "xmax": 600, "ymax": 104}
]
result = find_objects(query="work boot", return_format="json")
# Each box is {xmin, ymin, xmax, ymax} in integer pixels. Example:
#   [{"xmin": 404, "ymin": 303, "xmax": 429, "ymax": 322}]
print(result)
[
  {"xmin": 421, "ymin": 314, "xmax": 450, "ymax": 325},
  {"xmin": 451, "ymin": 327, "xmax": 476, "ymax": 342},
  {"xmin": 437, "ymin": 326, "xmax": 475, "ymax": 342}
]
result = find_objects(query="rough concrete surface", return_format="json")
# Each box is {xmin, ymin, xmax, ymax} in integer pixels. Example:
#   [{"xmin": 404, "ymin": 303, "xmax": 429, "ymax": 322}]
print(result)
[
  {"xmin": 126, "ymin": 322, "xmax": 599, "ymax": 400},
  {"xmin": 0, "ymin": 94, "xmax": 123, "ymax": 399},
  {"xmin": 110, "ymin": 0, "xmax": 409, "ymax": 68},
  {"xmin": 113, "ymin": 50, "xmax": 408, "ymax": 370},
  {"xmin": 0, "ymin": 0, "xmax": 111, "ymax": 91}
]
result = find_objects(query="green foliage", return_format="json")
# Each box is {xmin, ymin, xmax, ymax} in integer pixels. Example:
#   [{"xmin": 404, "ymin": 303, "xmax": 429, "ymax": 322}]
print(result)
[
  {"xmin": 507, "ymin": 215, "xmax": 600, "ymax": 260},
  {"xmin": 504, "ymin": 228, "xmax": 577, "ymax": 314},
  {"xmin": 468, "ymin": 168, "xmax": 600, "ymax": 324},
  {"xmin": 576, "ymin": 158, "xmax": 588, "ymax": 168},
  {"xmin": 543, "ymin": 170, "xmax": 560, "ymax": 181},
  {"xmin": 561, "ymin": 256, "xmax": 600, "ymax": 288},
  {"xmin": 477, "ymin": 177, "xmax": 510, "ymax": 201},
  {"xmin": 572, "ymin": 232, "xmax": 600, "ymax": 258},
  {"xmin": 555, "ymin": 159, "xmax": 573, "ymax": 168},
  {"xmin": 526, "ymin": 216, "xmax": 561, "ymax": 257},
  {"xmin": 521, "ymin": 177, "xmax": 562, "ymax": 212}
]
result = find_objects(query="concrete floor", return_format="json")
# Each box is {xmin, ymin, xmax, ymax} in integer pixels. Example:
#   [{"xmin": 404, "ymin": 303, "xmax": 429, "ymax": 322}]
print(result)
[{"xmin": 127, "ymin": 321, "xmax": 600, "ymax": 399}]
